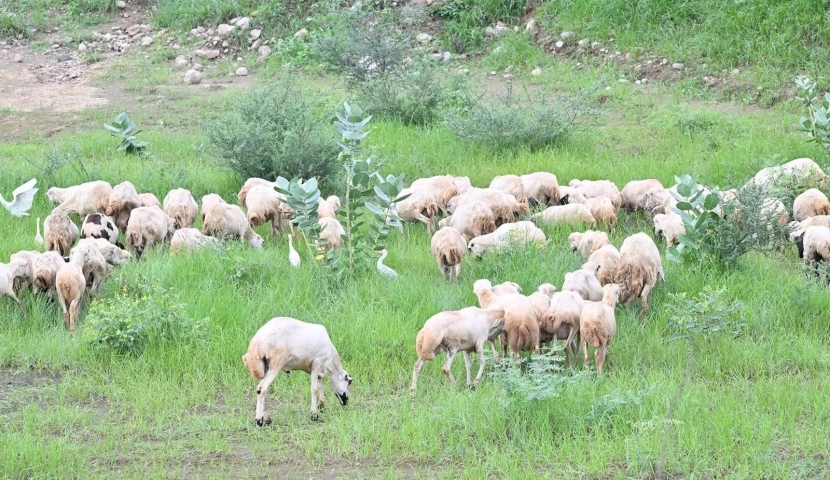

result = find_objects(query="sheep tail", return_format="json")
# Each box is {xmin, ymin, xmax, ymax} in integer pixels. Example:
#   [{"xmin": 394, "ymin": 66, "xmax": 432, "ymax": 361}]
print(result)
[
  {"xmin": 515, "ymin": 322, "xmax": 533, "ymax": 352},
  {"xmin": 127, "ymin": 229, "xmax": 142, "ymax": 252},
  {"xmin": 616, "ymin": 262, "xmax": 642, "ymax": 305},
  {"xmin": 415, "ymin": 328, "xmax": 437, "ymax": 360},
  {"xmin": 443, "ymin": 247, "xmax": 462, "ymax": 268}
]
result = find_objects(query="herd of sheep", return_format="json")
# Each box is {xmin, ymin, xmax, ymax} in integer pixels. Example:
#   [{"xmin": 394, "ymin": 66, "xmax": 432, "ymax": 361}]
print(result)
[{"xmin": 3, "ymin": 156, "xmax": 830, "ymax": 424}]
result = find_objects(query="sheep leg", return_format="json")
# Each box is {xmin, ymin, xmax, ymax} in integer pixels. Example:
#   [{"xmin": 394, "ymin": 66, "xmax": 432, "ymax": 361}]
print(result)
[
  {"xmin": 441, "ymin": 350, "xmax": 458, "ymax": 385},
  {"xmin": 254, "ymin": 369, "xmax": 280, "ymax": 427},
  {"xmin": 310, "ymin": 368, "xmax": 322, "ymax": 420},
  {"xmin": 581, "ymin": 336, "xmax": 590, "ymax": 368},
  {"xmin": 595, "ymin": 345, "xmax": 607, "ymax": 374},
  {"xmin": 271, "ymin": 216, "xmax": 284, "ymax": 237},
  {"xmin": 68, "ymin": 298, "xmax": 80, "ymax": 332},
  {"xmin": 639, "ymin": 282, "xmax": 655, "ymax": 319},
  {"xmin": 472, "ymin": 344, "xmax": 487, "ymax": 387},
  {"xmin": 453, "ymin": 264, "xmax": 461, "ymax": 281},
  {"xmin": 410, "ymin": 358, "xmax": 425, "ymax": 392},
  {"xmin": 462, "ymin": 351, "xmax": 472, "ymax": 386},
  {"xmin": 489, "ymin": 340, "xmax": 501, "ymax": 362}
]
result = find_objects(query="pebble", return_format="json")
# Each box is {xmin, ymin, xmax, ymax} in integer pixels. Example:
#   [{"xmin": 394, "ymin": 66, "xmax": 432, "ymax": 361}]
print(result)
[
  {"xmin": 217, "ymin": 24, "xmax": 234, "ymax": 37},
  {"xmin": 294, "ymin": 28, "xmax": 308, "ymax": 39},
  {"xmin": 555, "ymin": 41, "xmax": 564, "ymax": 49},
  {"xmin": 249, "ymin": 29, "xmax": 261, "ymax": 40},
  {"xmin": 116, "ymin": 0, "xmax": 126, "ymax": 7},
  {"xmin": 442, "ymin": 51, "xmax": 451, "ymax": 61},
  {"xmin": 58, "ymin": 54, "xmax": 73, "ymax": 62},
  {"xmin": 531, "ymin": 67, "xmax": 541, "ymax": 76},
  {"xmin": 78, "ymin": 43, "xmax": 87, "ymax": 52},
  {"xmin": 525, "ymin": 19, "xmax": 536, "ymax": 33},
  {"xmin": 192, "ymin": 63, "xmax": 203, "ymax": 72},
  {"xmin": 250, "ymin": 39, "xmax": 262, "ymax": 51},
  {"xmin": 193, "ymin": 49, "xmax": 220, "ymax": 59},
  {"xmin": 236, "ymin": 17, "xmax": 251, "ymax": 30},
  {"xmin": 256, "ymin": 45, "xmax": 271, "ymax": 62},
  {"xmin": 175, "ymin": 56, "xmax": 188, "ymax": 68},
  {"xmin": 141, "ymin": 36, "xmax": 154, "ymax": 46},
  {"xmin": 732, "ymin": 68, "xmax": 740, "ymax": 75},
  {"xmin": 458, "ymin": 68, "xmax": 469, "ymax": 75},
  {"xmin": 578, "ymin": 39, "xmax": 589, "ymax": 47},
  {"xmin": 126, "ymin": 25, "xmax": 140, "ymax": 36},
  {"xmin": 13, "ymin": 54, "xmax": 23, "ymax": 63},
  {"xmin": 560, "ymin": 31, "xmax": 573, "ymax": 40},
  {"xmin": 52, "ymin": 43, "xmax": 60, "ymax": 49},
  {"xmin": 416, "ymin": 33, "xmax": 432, "ymax": 44},
  {"xmin": 236, "ymin": 67, "xmax": 248, "ymax": 76},
  {"xmin": 183, "ymin": 69, "xmax": 202, "ymax": 84},
  {"xmin": 672, "ymin": 62, "xmax": 684, "ymax": 70}
]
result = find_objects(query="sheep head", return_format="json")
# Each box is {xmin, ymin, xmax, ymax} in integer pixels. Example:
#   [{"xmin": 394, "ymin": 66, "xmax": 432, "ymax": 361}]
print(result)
[
  {"xmin": 602, "ymin": 283, "xmax": 621, "ymax": 306},
  {"xmin": 330, "ymin": 371, "xmax": 352, "ymax": 406}
]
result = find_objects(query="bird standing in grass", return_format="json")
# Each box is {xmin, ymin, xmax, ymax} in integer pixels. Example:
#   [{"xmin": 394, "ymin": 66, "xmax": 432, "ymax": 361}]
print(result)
[
  {"xmin": 34, "ymin": 217, "xmax": 43, "ymax": 245},
  {"xmin": 376, "ymin": 249, "xmax": 398, "ymax": 278},
  {"xmin": 1, "ymin": 178, "xmax": 38, "ymax": 217},
  {"xmin": 288, "ymin": 234, "xmax": 301, "ymax": 268}
]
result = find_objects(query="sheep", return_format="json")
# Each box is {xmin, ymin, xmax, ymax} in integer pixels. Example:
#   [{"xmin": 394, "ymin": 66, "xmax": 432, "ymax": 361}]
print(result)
[
  {"xmin": 557, "ymin": 186, "xmax": 587, "ymax": 205},
  {"xmin": 242, "ymin": 316, "xmax": 353, "ymax": 424},
  {"xmin": 468, "ymin": 221, "xmax": 546, "ymax": 258},
  {"xmin": 616, "ymin": 232, "xmax": 663, "ymax": 317},
  {"xmin": 106, "ymin": 181, "xmax": 141, "ymax": 231},
  {"xmin": 126, "ymin": 206, "xmax": 177, "ymax": 257},
  {"xmin": 621, "ymin": 179, "xmax": 665, "ymax": 212},
  {"xmin": 588, "ymin": 244, "xmax": 621, "ymax": 286},
  {"xmin": 81, "ymin": 213, "xmax": 120, "ymax": 247},
  {"xmin": 410, "ymin": 175, "xmax": 471, "ymax": 212},
  {"xmin": 163, "ymin": 188, "xmax": 199, "ymax": 230},
  {"xmin": 653, "ymin": 212, "xmax": 685, "ymax": 247},
  {"xmin": 200, "ymin": 193, "xmax": 227, "ymax": 223},
  {"xmin": 538, "ymin": 290, "xmax": 585, "ymax": 365},
  {"xmin": 43, "ymin": 210, "xmax": 79, "ymax": 256},
  {"xmin": 472, "ymin": 284, "xmax": 540, "ymax": 361},
  {"xmin": 202, "ymin": 203, "xmax": 264, "ymax": 249},
  {"xmin": 237, "ymin": 177, "xmax": 277, "ymax": 207},
  {"xmin": 170, "ymin": 228, "xmax": 221, "ymax": 255},
  {"xmin": 581, "ymin": 197, "xmax": 618, "ymax": 229},
  {"xmin": 245, "ymin": 185, "xmax": 285, "ymax": 237},
  {"xmin": 430, "ymin": 226, "xmax": 467, "ymax": 280},
  {"xmin": 748, "ymin": 157, "xmax": 828, "ymax": 190},
  {"xmin": 410, "ymin": 306, "xmax": 506, "ymax": 392},
  {"xmin": 562, "ymin": 261, "xmax": 603, "ymax": 301},
  {"xmin": 520, "ymin": 172, "xmax": 560, "ymax": 206},
  {"xmin": 438, "ymin": 201, "xmax": 497, "ymax": 242},
  {"xmin": 489, "ymin": 174, "xmax": 528, "ymax": 204},
  {"xmin": 569, "ymin": 230, "xmax": 611, "ymax": 259},
  {"xmin": 569, "ymin": 179, "xmax": 622, "ymax": 210},
  {"xmin": 317, "ymin": 195, "xmax": 341, "ymax": 219},
  {"xmin": 48, "ymin": 180, "xmax": 112, "ymax": 216},
  {"xmin": 55, "ymin": 253, "xmax": 89, "ymax": 331},
  {"xmin": 528, "ymin": 283, "xmax": 557, "ymax": 320},
  {"xmin": 138, "ymin": 192, "xmax": 161, "ymax": 208},
  {"xmin": 69, "ymin": 239, "xmax": 129, "ymax": 295},
  {"xmin": 0, "ymin": 257, "xmax": 29, "ymax": 306},
  {"xmin": 493, "ymin": 281, "xmax": 522, "ymax": 295},
  {"xmin": 9, "ymin": 250, "xmax": 40, "ymax": 290},
  {"xmin": 530, "ymin": 204, "xmax": 596, "ymax": 228},
  {"xmin": 790, "ymin": 216, "xmax": 830, "ymax": 256},
  {"xmin": 799, "ymin": 225, "xmax": 830, "ymax": 275},
  {"xmin": 318, "ymin": 217, "xmax": 346, "ymax": 250},
  {"xmin": 395, "ymin": 188, "xmax": 440, "ymax": 232},
  {"xmin": 579, "ymin": 283, "xmax": 621, "ymax": 373},
  {"xmin": 33, "ymin": 251, "xmax": 66, "ymax": 297},
  {"xmin": 448, "ymin": 188, "xmax": 529, "ymax": 226},
  {"xmin": 793, "ymin": 188, "xmax": 830, "ymax": 222},
  {"xmin": 642, "ymin": 187, "xmax": 676, "ymax": 216}
]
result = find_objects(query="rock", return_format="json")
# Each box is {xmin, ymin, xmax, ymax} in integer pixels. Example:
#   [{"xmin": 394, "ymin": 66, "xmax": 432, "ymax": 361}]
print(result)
[
  {"xmin": 236, "ymin": 17, "xmax": 251, "ymax": 30},
  {"xmin": 525, "ymin": 19, "xmax": 536, "ymax": 33},
  {"xmin": 192, "ymin": 63, "xmax": 203, "ymax": 71},
  {"xmin": 578, "ymin": 38, "xmax": 589, "ymax": 47},
  {"xmin": 635, "ymin": 80, "xmax": 641, "ymax": 85},
  {"xmin": 183, "ymin": 69, "xmax": 202, "ymax": 84},
  {"xmin": 431, "ymin": 53, "xmax": 442, "ymax": 60},
  {"xmin": 732, "ymin": 68, "xmax": 740, "ymax": 75},
  {"xmin": 116, "ymin": 0, "xmax": 126, "ymax": 8},
  {"xmin": 132, "ymin": 33, "xmax": 144, "ymax": 41},
  {"xmin": 442, "ymin": 51, "xmax": 451, "ymax": 61},
  {"xmin": 618, "ymin": 78, "xmax": 628, "ymax": 83},
  {"xmin": 78, "ymin": 43, "xmax": 87, "ymax": 52},
  {"xmin": 672, "ymin": 62, "xmax": 684, "ymax": 70},
  {"xmin": 504, "ymin": 66, "xmax": 512, "ymax": 73},
  {"xmin": 591, "ymin": 41, "xmax": 600, "ymax": 49},
  {"xmin": 103, "ymin": 33, "xmax": 113, "ymax": 41},
  {"xmin": 256, "ymin": 45, "xmax": 271, "ymax": 62},
  {"xmin": 249, "ymin": 29, "xmax": 261, "ymax": 40},
  {"xmin": 197, "ymin": 26, "xmax": 205, "ymax": 33},
  {"xmin": 175, "ymin": 56, "xmax": 188, "ymax": 68},
  {"xmin": 503, "ymin": 74, "xmax": 513, "ymax": 79},
  {"xmin": 555, "ymin": 40, "xmax": 564, "ymax": 49},
  {"xmin": 250, "ymin": 39, "xmax": 261, "ymax": 51},
  {"xmin": 560, "ymin": 31, "xmax": 573, "ymax": 40},
  {"xmin": 13, "ymin": 54, "xmax": 23, "ymax": 63},
  {"xmin": 58, "ymin": 54, "xmax": 73, "ymax": 62},
  {"xmin": 222, "ymin": 41, "xmax": 229, "ymax": 48},
  {"xmin": 416, "ymin": 33, "xmax": 432, "ymax": 44},
  {"xmin": 126, "ymin": 25, "xmax": 141, "ymax": 36},
  {"xmin": 236, "ymin": 67, "xmax": 248, "ymax": 76},
  {"xmin": 458, "ymin": 68, "xmax": 469, "ymax": 75},
  {"xmin": 489, "ymin": 71, "xmax": 496, "ymax": 76},
  {"xmin": 206, "ymin": 28, "xmax": 214, "ymax": 36},
  {"xmin": 229, "ymin": 17, "xmax": 240, "ymax": 25},
  {"xmin": 141, "ymin": 36, "xmax": 154, "ymax": 46},
  {"xmin": 140, "ymin": 24, "xmax": 152, "ymax": 33},
  {"xmin": 294, "ymin": 28, "xmax": 308, "ymax": 39},
  {"xmin": 190, "ymin": 28, "xmax": 199, "ymax": 36},
  {"xmin": 193, "ymin": 48, "xmax": 221, "ymax": 59},
  {"xmin": 217, "ymin": 24, "xmax": 234, "ymax": 37},
  {"xmin": 52, "ymin": 43, "xmax": 60, "ymax": 49},
  {"xmin": 513, "ymin": 26, "xmax": 519, "ymax": 33},
  {"xmin": 531, "ymin": 67, "xmax": 541, "ymax": 76}
]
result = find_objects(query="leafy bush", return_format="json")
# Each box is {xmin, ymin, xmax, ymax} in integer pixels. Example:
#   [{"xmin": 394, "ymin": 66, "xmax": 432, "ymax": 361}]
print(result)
[
  {"xmin": 487, "ymin": 350, "xmax": 584, "ymax": 405},
  {"xmin": 104, "ymin": 112, "xmax": 148, "ymax": 157},
  {"xmin": 0, "ymin": 13, "xmax": 26, "ymax": 38},
  {"xmin": 82, "ymin": 284, "xmax": 208, "ymax": 355},
  {"xmin": 205, "ymin": 78, "xmax": 340, "ymax": 188},
  {"xmin": 445, "ymin": 83, "xmax": 598, "ymax": 151},
  {"xmin": 795, "ymin": 76, "xmax": 830, "ymax": 156},
  {"xmin": 667, "ymin": 285, "xmax": 746, "ymax": 341}
]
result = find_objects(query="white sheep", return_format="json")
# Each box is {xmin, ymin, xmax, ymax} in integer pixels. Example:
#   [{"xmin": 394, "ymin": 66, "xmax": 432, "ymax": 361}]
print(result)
[
  {"xmin": 468, "ymin": 221, "xmax": 546, "ymax": 258},
  {"xmin": 793, "ymin": 188, "xmax": 830, "ymax": 222},
  {"xmin": 163, "ymin": 188, "xmax": 199, "ymax": 229},
  {"xmin": 562, "ymin": 261, "xmax": 603, "ymax": 301},
  {"xmin": 588, "ymin": 244, "xmax": 621, "ymax": 286},
  {"xmin": 447, "ymin": 188, "xmax": 529, "ymax": 226},
  {"xmin": 438, "ymin": 201, "xmax": 497, "ymax": 242},
  {"xmin": 410, "ymin": 306, "xmax": 505, "ymax": 392},
  {"xmin": 81, "ymin": 213, "xmax": 120, "ymax": 246},
  {"xmin": 55, "ymin": 254, "xmax": 88, "ymax": 331},
  {"xmin": 472, "ymin": 285, "xmax": 540, "ymax": 361},
  {"xmin": 581, "ymin": 196, "xmax": 617, "ymax": 229},
  {"xmin": 748, "ymin": 157, "xmax": 828, "ymax": 190},
  {"xmin": 0, "ymin": 257, "xmax": 29, "ymax": 307},
  {"xmin": 569, "ymin": 179, "xmax": 622, "ymax": 210},
  {"xmin": 170, "ymin": 228, "xmax": 221, "ymax": 255},
  {"xmin": 569, "ymin": 230, "xmax": 611, "ymax": 259},
  {"xmin": 409, "ymin": 175, "xmax": 471, "ymax": 212},
  {"xmin": 126, "ymin": 206, "xmax": 177, "ymax": 257},
  {"xmin": 316, "ymin": 195, "xmax": 341, "ymax": 219},
  {"xmin": 245, "ymin": 185, "xmax": 285, "ymax": 237},
  {"xmin": 520, "ymin": 172, "xmax": 560, "ymax": 206},
  {"xmin": 395, "ymin": 188, "xmax": 440, "ymax": 232},
  {"xmin": 107, "ymin": 181, "xmax": 141, "ymax": 231},
  {"xmin": 138, "ymin": 192, "xmax": 161, "ymax": 208},
  {"xmin": 556, "ymin": 186, "xmax": 587, "ymax": 205},
  {"xmin": 538, "ymin": 290, "xmax": 585, "ymax": 365},
  {"xmin": 790, "ymin": 216, "xmax": 830, "ymax": 256},
  {"xmin": 489, "ymin": 174, "xmax": 528, "ymax": 204},
  {"xmin": 621, "ymin": 179, "xmax": 665, "ymax": 212},
  {"xmin": 48, "ymin": 180, "xmax": 112, "ymax": 216},
  {"xmin": 200, "ymin": 193, "xmax": 227, "ymax": 223},
  {"xmin": 616, "ymin": 232, "xmax": 664, "ymax": 317},
  {"xmin": 242, "ymin": 317, "xmax": 352, "ymax": 424},
  {"xmin": 430, "ymin": 226, "xmax": 467, "ymax": 281},
  {"xmin": 9, "ymin": 250, "xmax": 40, "ymax": 290},
  {"xmin": 579, "ymin": 283, "xmax": 621, "ymax": 373},
  {"xmin": 801, "ymin": 225, "xmax": 830, "ymax": 275},
  {"xmin": 318, "ymin": 216, "xmax": 346, "ymax": 250},
  {"xmin": 33, "ymin": 251, "xmax": 65, "ymax": 297},
  {"xmin": 43, "ymin": 210, "xmax": 79, "ymax": 256},
  {"xmin": 652, "ymin": 212, "xmax": 685, "ymax": 247},
  {"xmin": 237, "ymin": 177, "xmax": 278, "ymax": 207},
  {"xmin": 531, "ymin": 204, "xmax": 596, "ymax": 228},
  {"xmin": 642, "ymin": 187, "xmax": 676, "ymax": 216},
  {"xmin": 69, "ymin": 239, "xmax": 130, "ymax": 295},
  {"xmin": 202, "ymin": 203, "xmax": 264, "ymax": 249}
]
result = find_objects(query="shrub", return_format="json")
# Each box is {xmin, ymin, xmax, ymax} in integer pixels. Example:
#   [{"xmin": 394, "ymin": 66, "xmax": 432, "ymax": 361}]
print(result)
[
  {"xmin": 205, "ymin": 78, "xmax": 340, "ymax": 188},
  {"xmin": 445, "ymin": 83, "xmax": 598, "ymax": 151},
  {"xmin": 795, "ymin": 76, "xmax": 830, "ymax": 157},
  {"xmin": 104, "ymin": 112, "xmax": 148, "ymax": 157},
  {"xmin": 0, "ymin": 13, "xmax": 26, "ymax": 39},
  {"xmin": 487, "ymin": 349, "xmax": 585, "ymax": 405},
  {"xmin": 82, "ymin": 284, "xmax": 208, "ymax": 355}
]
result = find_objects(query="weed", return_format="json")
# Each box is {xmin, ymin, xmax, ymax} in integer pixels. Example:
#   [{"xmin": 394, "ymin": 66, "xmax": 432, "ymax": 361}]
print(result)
[
  {"xmin": 104, "ymin": 112, "xmax": 149, "ymax": 157},
  {"xmin": 0, "ymin": 13, "xmax": 26, "ymax": 38}
]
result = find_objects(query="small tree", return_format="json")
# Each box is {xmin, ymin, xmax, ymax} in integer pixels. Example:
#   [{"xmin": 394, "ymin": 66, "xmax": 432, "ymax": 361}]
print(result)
[
  {"xmin": 795, "ymin": 76, "xmax": 830, "ymax": 156},
  {"xmin": 104, "ymin": 112, "xmax": 148, "ymax": 157}
]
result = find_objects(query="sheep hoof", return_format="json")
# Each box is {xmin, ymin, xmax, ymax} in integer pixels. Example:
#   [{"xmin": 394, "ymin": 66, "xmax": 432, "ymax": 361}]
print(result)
[
  {"xmin": 311, "ymin": 413, "xmax": 323, "ymax": 423},
  {"xmin": 255, "ymin": 417, "xmax": 272, "ymax": 427}
]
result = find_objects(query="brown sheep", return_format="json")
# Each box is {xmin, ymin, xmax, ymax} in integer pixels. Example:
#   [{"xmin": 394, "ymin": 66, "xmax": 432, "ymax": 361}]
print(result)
[
  {"xmin": 107, "ymin": 181, "xmax": 141, "ymax": 231},
  {"xmin": 318, "ymin": 217, "xmax": 346, "ymax": 250},
  {"xmin": 588, "ymin": 245, "xmax": 621, "ymax": 286},
  {"xmin": 430, "ymin": 226, "xmax": 467, "ymax": 281},
  {"xmin": 793, "ymin": 188, "xmax": 830, "ymax": 222},
  {"xmin": 81, "ymin": 213, "xmax": 121, "ymax": 247},
  {"xmin": 200, "ymin": 193, "xmax": 227, "ymax": 223},
  {"xmin": 238, "ymin": 177, "xmax": 277, "ymax": 207},
  {"xmin": 163, "ymin": 188, "xmax": 199, "ymax": 229},
  {"xmin": 621, "ymin": 179, "xmax": 664, "ymax": 212},
  {"xmin": 569, "ymin": 179, "xmax": 622, "ymax": 210},
  {"xmin": 49, "ymin": 181, "xmax": 112, "ymax": 217},
  {"xmin": 33, "ymin": 251, "xmax": 66, "ymax": 297},
  {"xmin": 438, "ymin": 201, "xmax": 497, "ymax": 242},
  {"xmin": 579, "ymin": 283, "xmax": 621, "ymax": 373},
  {"xmin": 448, "ymin": 188, "xmax": 529, "ymax": 226},
  {"xmin": 44, "ymin": 210, "xmax": 79, "ymax": 256},
  {"xmin": 616, "ymin": 232, "xmax": 664, "ymax": 317},
  {"xmin": 538, "ymin": 290, "xmax": 585, "ymax": 365},
  {"xmin": 396, "ymin": 188, "xmax": 440, "ymax": 232},
  {"xmin": 245, "ymin": 185, "xmax": 285, "ymax": 237},
  {"xmin": 569, "ymin": 230, "xmax": 611, "ymax": 259},
  {"xmin": 138, "ymin": 192, "xmax": 161, "ymax": 208},
  {"xmin": 202, "ymin": 203, "xmax": 264, "ymax": 249},
  {"xmin": 126, "ymin": 206, "xmax": 177, "ymax": 257},
  {"xmin": 489, "ymin": 174, "xmax": 528, "ymax": 204},
  {"xmin": 520, "ymin": 172, "xmax": 560, "ymax": 206}
]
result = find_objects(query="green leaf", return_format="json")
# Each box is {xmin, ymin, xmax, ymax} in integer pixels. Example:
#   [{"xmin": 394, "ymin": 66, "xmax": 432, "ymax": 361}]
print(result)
[
  {"xmin": 703, "ymin": 193, "xmax": 719, "ymax": 210},
  {"xmin": 677, "ymin": 183, "xmax": 692, "ymax": 197},
  {"xmin": 676, "ymin": 201, "xmax": 694, "ymax": 211}
]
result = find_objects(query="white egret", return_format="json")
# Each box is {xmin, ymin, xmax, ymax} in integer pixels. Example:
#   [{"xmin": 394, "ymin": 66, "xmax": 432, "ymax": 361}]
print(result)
[
  {"xmin": 288, "ymin": 234, "xmax": 301, "ymax": 268},
  {"xmin": 1, "ymin": 178, "xmax": 38, "ymax": 217},
  {"xmin": 376, "ymin": 249, "xmax": 398, "ymax": 278}
]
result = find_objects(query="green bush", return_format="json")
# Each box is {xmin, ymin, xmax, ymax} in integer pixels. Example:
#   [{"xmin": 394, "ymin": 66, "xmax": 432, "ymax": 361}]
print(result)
[
  {"xmin": 205, "ymin": 78, "xmax": 340, "ymax": 187},
  {"xmin": 82, "ymin": 284, "xmax": 208, "ymax": 355},
  {"xmin": 487, "ymin": 350, "xmax": 584, "ymax": 405},
  {"xmin": 0, "ymin": 13, "xmax": 26, "ymax": 38}
]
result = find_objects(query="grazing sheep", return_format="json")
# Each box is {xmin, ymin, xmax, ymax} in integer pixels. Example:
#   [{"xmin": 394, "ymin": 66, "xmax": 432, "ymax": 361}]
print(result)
[
  {"xmin": 395, "ymin": 188, "xmax": 440, "ymax": 233},
  {"xmin": 32, "ymin": 251, "xmax": 65, "ymax": 297},
  {"xmin": 538, "ymin": 290, "xmax": 585, "ymax": 365},
  {"xmin": 616, "ymin": 232, "xmax": 664, "ymax": 317},
  {"xmin": 790, "ymin": 216, "xmax": 830, "ymax": 256},
  {"xmin": 245, "ymin": 185, "xmax": 285, "ymax": 237},
  {"xmin": 0, "ymin": 257, "xmax": 29, "ymax": 306},
  {"xmin": 581, "ymin": 197, "xmax": 617, "ymax": 229},
  {"xmin": 653, "ymin": 212, "xmax": 685, "ymax": 247},
  {"xmin": 800, "ymin": 226, "xmax": 830, "ymax": 275},
  {"xmin": 569, "ymin": 230, "xmax": 611, "ymax": 259},
  {"xmin": 317, "ymin": 195, "xmax": 341, "ymax": 219},
  {"xmin": 621, "ymin": 179, "xmax": 665, "ymax": 212},
  {"xmin": 202, "ymin": 203, "xmax": 264, "ymax": 249},
  {"xmin": 49, "ymin": 181, "xmax": 112, "ymax": 216},
  {"xmin": 493, "ymin": 281, "xmax": 522, "ymax": 295},
  {"xmin": 410, "ymin": 175, "xmax": 471, "ymax": 212},
  {"xmin": 200, "ymin": 193, "xmax": 227, "ymax": 223},
  {"xmin": 237, "ymin": 177, "xmax": 277, "ymax": 207},
  {"xmin": 81, "ymin": 213, "xmax": 120, "ymax": 247},
  {"xmin": 642, "ymin": 187, "xmax": 676, "ymax": 216},
  {"xmin": 163, "ymin": 188, "xmax": 199, "ymax": 229},
  {"xmin": 9, "ymin": 250, "xmax": 40, "ymax": 290},
  {"xmin": 106, "ymin": 181, "xmax": 141, "ymax": 231},
  {"xmin": 588, "ymin": 244, "xmax": 621, "ymax": 286},
  {"xmin": 468, "ymin": 221, "xmax": 546, "ymax": 258},
  {"xmin": 170, "ymin": 228, "xmax": 221, "ymax": 255},
  {"xmin": 748, "ymin": 157, "xmax": 828, "ymax": 190},
  {"xmin": 562, "ymin": 261, "xmax": 603, "ymax": 301},
  {"xmin": 489, "ymin": 174, "xmax": 528, "ymax": 204},
  {"xmin": 242, "ymin": 317, "xmax": 353, "ymax": 424},
  {"xmin": 438, "ymin": 201, "xmax": 497, "ymax": 242},
  {"xmin": 55, "ymin": 255, "xmax": 87, "ymax": 331},
  {"xmin": 472, "ymin": 285, "xmax": 540, "ymax": 361},
  {"xmin": 557, "ymin": 186, "xmax": 587, "ymax": 205},
  {"xmin": 569, "ymin": 179, "xmax": 622, "ymax": 210},
  {"xmin": 447, "ymin": 188, "xmax": 529, "ymax": 226},
  {"xmin": 521, "ymin": 172, "xmax": 560, "ymax": 206},
  {"xmin": 430, "ymin": 226, "xmax": 467, "ymax": 280},
  {"xmin": 69, "ymin": 239, "xmax": 124, "ymax": 295},
  {"xmin": 318, "ymin": 217, "xmax": 346, "ymax": 250},
  {"xmin": 43, "ymin": 210, "xmax": 79, "ymax": 256},
  {"xmin": 531, "ymin": 204, "xmax": 596, "ymax": 228},
  {"xmin": 410, "ymin": 306, "xmax": 506, "ymax": 392},
  {"xmin": 793, "ymin": 188, "xmax": 830, "ymax": 222},
  {"xmin": 138, "ymin": 192, "xmax": 161, "ymax": 208},
  {"xmin": 579, "ymin": 283, "xmax": 621, "ymax": 373},
  {"xmin": 126, "ymin": 206, "xmax": 177, "ymax": 257}
]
